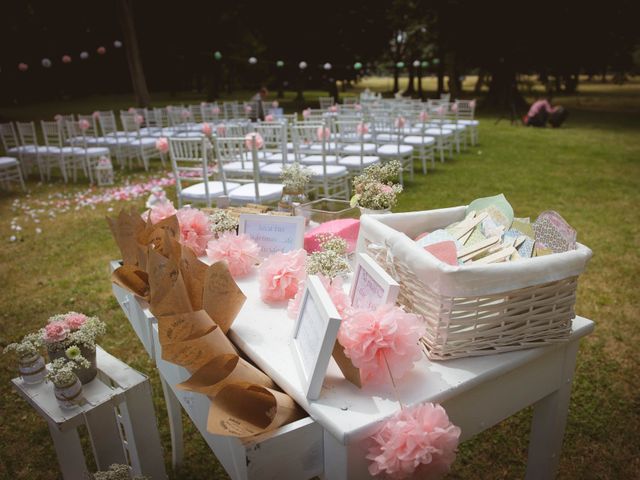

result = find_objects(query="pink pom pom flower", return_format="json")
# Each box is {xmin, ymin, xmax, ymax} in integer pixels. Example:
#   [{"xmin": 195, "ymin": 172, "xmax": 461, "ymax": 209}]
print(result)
[
  {"xmin": 394, "ymin": 116, "xmax": 406, "ymax": 129},
  {"xmin": 259, "ymin": 249, "xmax": 307, "ymax": 303},
  {"xmin": 97, "ymin": 46, "xmax": 106, "ymax": 55},
  {"xmin": 155, "ymin": 137, "xmax": 169, "ymax": 153},
  {"xmin": 212, "ymin": 106, "xmax": 221, "ymax": 115},
  {"xmin": 43, "ymin": 321, "xmax": 70, "ymax": 343},
  {"xmin": 206, "ymin": 232, "xmax": 260, "ymax": 278},
  {"xmin": 176, "ymin": 207, "xmax": 213, "ymax": 256},
  {"xmin": 338, "ymin": 303, "xmax": 425, "ymax": 384},
  {"xmin": 419, "ymin": 111, "xmax": 429, "ymax": 122},
  {"xmin": 64, "ymin": 312, "xmax": 88, "ymax": 331},
  {"xmin": 62, "ymin": 55, "xmax": 72, "ymax": 64},
  {"xmin": 92, "ymin": 111, "xmax": 100, "ymax": 119},
  {"xmin": 78, "ymin": 119, "xmax": 90, "ymax": 131},
  {"xmin": 316, "ymin": 126, "xmax": 331, "ymax": 142},
  {"xmin": 148, "ymin": 200, "xmax": 177, "ymax": 224},
  {"xmin": 244, "ymin": 132, "xmax": 264, "ymax": 150},
  {"xmin": 288, "ymin": 274, "xmax": 349, "ymax": 319},
  {"xmin": 201, "ymin": 123, "xmax": 212, "ymax": 136},
  {"xmin": 356, "ymin": 122, "xmax": 369, "ymax": 135},
  {"xmin": 302, "ymin": 108, "xmax": 311, "ymax": 118},
  {"xmin": 367, "ymin": 403, "xmax": 461, "ymax": 479},
  {"xmin": 264, "ymin": 114, "xmax": 275, "ymax": 122},
  {"xmin": 134, "ymin": 114, "xmax": 144, "ymax": 125},
  {"xmin": 216, "ymin": 124, "xmax": 226, "ymax": 136},
  {"xmin": 18, "ymin": 62, "xmax": 29, "ymax": 72}
]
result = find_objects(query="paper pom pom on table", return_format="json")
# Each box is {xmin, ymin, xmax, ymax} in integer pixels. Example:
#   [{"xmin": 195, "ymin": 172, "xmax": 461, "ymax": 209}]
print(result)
[
  {"xmin": 148, "ymin": 200, "xmax": 177, "ymax": 224},
  {"xmin": 155, "ymin": 137, "xmax": 169, "ymax": 153},
  {"xmin": 288, "ymin": 274, "xmax": 349, "ymax": 319},
  {"xmin": 367, "ymin": 402, "xmax": 461, "ymax": 479},
  {"xmin": 303, "ymin": 218, "xmax": 360, "ymax": 254},
  {"xmin": 176, "ymin": 207, "xmax": 213, "ymax": 256},
  {"xmin": 338, "ymin": 303, "xmax": 425, "ymax": 384},
  {"xmin": 206, "ymin": 232, "xmax": 261, "ymax": 278},
  {"xmin": 259, "ymin": 249, "xmax": 307, "ymax": 303}
]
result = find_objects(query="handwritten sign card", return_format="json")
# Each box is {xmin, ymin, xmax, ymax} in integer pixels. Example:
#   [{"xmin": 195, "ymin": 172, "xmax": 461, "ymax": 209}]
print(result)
[
  {"xmin": 291, "ymin": 275, "xmax": 342, "ymax": 400},
  {"xmin": 238, "ymin": 214, "xmax": 305, "ymax": 257},
  {"xmin": 349, "ymin": 253, "xmax": 400, "ymax": 310}
]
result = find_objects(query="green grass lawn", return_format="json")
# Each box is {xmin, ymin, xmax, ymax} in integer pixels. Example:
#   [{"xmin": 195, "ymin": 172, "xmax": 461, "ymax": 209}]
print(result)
[{"xmin": 0, "ymin": 80, "xmax": 639, "ymax": 479}]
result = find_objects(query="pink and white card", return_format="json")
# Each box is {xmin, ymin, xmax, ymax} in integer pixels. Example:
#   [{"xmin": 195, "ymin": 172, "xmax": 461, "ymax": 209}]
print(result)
[{"xmin": 349, "ymin": 253, "xmax": 400, "ymax": 310}]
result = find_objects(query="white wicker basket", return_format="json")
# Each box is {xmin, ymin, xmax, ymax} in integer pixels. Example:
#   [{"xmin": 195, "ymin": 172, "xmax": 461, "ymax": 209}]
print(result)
[{"xmin": 356, "ymin": 206, "xmax": 592, "ymax": 360}]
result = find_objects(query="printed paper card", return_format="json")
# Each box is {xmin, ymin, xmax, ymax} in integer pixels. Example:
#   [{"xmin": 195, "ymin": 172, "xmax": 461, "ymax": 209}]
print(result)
[
  {"xmin": 350, "ymin": 253, "xmax": 400, "ymax": 309},
  {"xmin": 533, "ymin": 210, "xmax": 577, "ymax": 253},
  {"xmin": 238, "ymin": 214, "xmax": 305, "ymax": 256}
]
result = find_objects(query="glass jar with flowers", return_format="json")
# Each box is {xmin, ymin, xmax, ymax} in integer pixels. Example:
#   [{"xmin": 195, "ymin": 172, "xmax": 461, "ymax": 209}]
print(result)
[
  {"xmin": 4, "ymin": 333, "xmax": 46, "ymax": 385},
  {"xmin": 349, "ymin": 160, "xmax": 403, "ymax": 214},
  {"xmin": 279, "ymin": 162, "xmax": 312, "ymax": 213},
  {"xmin": 47, "ymin": 348, "xmax": 90, "ymax": 409},
  {"xmin": 41, "ymin": 312, "xmax": 107, "ymax": 384}
]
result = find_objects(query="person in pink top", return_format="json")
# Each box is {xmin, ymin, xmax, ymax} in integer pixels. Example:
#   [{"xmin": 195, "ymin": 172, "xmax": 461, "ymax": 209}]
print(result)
[{"xmin": 525, "ymin": 97, "xmax": 568, "ymax": 127}]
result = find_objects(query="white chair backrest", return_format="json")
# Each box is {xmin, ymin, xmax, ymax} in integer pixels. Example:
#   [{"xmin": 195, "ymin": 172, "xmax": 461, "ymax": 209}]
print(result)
[
  {"xmin": 456, "ymin": 100, "xmax": 476, "ymax": 120},
  {"xmin": 16, "ymin": 121, "xmax": 39, "ymax": 146},
  {"xmin": 440, "ymin": 93, "xmax": 451, "ymax": 102},
  {"xmin": 0, "ymin": 123, "xmax": 20, "ymax": 150},
  {"xmin": 168, "ymin": 107, "xmax": 190, "ymax": 127},
  {"xmin": 120, "ymin": 111, "xmax": 143, "ymax": 135},
  {"xmin": 189, "ymin": 104, "xmax": 204, "ymax": 123},
  {"xmin": 215, "ymin": 136, "xmax": 263, "ymax": 201},
  {"xmin": 318, "ymin": 96, "xmax": 335, "ymax": 109},
  {"xmin": 169, "ymin": 137, "xmax": 225, "ymax": 204},
  {"xmin": 342, "ymin": 97, "xmax": 357, "ymax": 106},
  {"xmin": 40, "ymin": 120, "xmax": 63, "ymax": 148},
  {"xmin": 151, "ymin": 108, "xmax": 170, "ymax": 128},
  {"xmin": 255, "ymin": 122, "xmax": 287, "ymax": 160},
  {"xmin": 201, "ymin": 103, "xmax": 222, "ymax": 123},
  {"xmin": 76, "ymin": 115, "xmax": 99, "ymax": 137},
  {"xmin": 97, "ymin": 111, "xmax": 119, "ymax": 135}
]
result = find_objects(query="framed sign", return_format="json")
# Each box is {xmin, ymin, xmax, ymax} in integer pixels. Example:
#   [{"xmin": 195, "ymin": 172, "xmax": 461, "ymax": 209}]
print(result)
[
  {"xmin": 238, "ymin": 214, "xmax": 305, "ymax": 256},
  {"xmin": 349, "ymin": 252, "xmax": 400, "ymax": 310},
  {"xmin": 291, "ymin": 275, "xmax": 342, "ymax": 400}
]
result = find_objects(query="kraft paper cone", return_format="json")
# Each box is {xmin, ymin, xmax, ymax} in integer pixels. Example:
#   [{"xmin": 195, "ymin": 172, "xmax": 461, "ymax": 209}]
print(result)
[
  {"xmin": 207, "ymin": 383, "xmax": 303, "ymax": 437},
  {"xmin": 138, "ymin": 214, "xmax": 180, "ymax": 248},
  {"xmin": 157, "ymin": 310, "xmax": 220, "ymax": 345},
  {"xmin": 180, "ymin": 245, "xmax": 208, "ymax": 311},
  {"xmin": 332, "ymin": 343, "xmax": 362, "ymax": 388},
  {"xmin": 177, "ymin": 354, "xmax": 275, "ymax": 396},
  {"xmin": 161, "ymin": 325, "xmax": 237, "ymax": 372},
  {"xmin": 111, "ymin": 265, "xmax": 150, "ymax": 299},
  {"xmin": 107, "ymin": 209, "xmax": 145, "ymax": 266},
  {"xmin": 148, "ymin": 249, "xmax": 193, "ymax": 317},
  {"xmin": 202, "ymin": 262, "xmax": 246, "ymax": 334}
]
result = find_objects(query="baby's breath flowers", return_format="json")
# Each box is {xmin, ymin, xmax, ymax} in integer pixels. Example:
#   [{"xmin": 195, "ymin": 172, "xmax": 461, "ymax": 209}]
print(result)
[
  {"xmin": 46, "ymin": 355, "xmax": 90, "ymax": 386},
  {"xmin": 281, "ymin": 162, "xmax": 312, "ymax": 192},
  {"xmin": 350, "ymin": 160, "xmax": 403, "ymax": 210},
  {"xmin": 306, "ymin": 234, "xmax": 351, "ymax": 279},
  {"xmin": 209, "ymin": 209, "xmax": 239, "ymax": 235},
  {"xmin": 3, "ymin": 333, "xmax": 42, "ymax": 359}
]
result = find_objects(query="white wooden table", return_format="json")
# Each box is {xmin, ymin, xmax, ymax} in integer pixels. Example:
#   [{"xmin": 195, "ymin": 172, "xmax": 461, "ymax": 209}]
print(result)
[
  {"xmin": 111, "ymin": 260, "xmax": 594, "ymax": 479},
  {"xmin": 12, "ymin": 347, "xmax": 167, "ymax": 480}
]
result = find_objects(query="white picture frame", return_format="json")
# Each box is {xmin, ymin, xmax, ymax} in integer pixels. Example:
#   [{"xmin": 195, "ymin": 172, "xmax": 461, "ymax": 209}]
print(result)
[
  {"xmin": 291, "ymin": 275, "xmax": 342, "ymax": 400},
  {"xmin": 238, "ymin": 214, "xmax": 305, "ymax": 256},
  {"xmin": 349, "ymin": 252, "xmax": 400, "ymax": 310}
]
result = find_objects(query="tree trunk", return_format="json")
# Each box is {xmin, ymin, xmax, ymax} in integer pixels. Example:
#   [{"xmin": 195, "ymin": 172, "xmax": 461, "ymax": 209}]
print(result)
[
  {"xmin": 393, "ymin": 66, "xmax": 399, "ymax": 93},
  {"xmin": 474, "ymin": 70, "xmax": 486, "ymax": 95},
  {"xmin": 437, "ymin": 64, "xmax": 444, "ymax": 96},
  {"xmin": 277, "ymin": 69, "xmax": 284, "ymax": 99},
  {"xmin": 417, "ymin": 67, "xmax": 423, "ymax": 98},
  {"xmin": 485, "ymin": 62, "xmax": 527, "ymax": 111},
  {"xmin": 117, "ymin": 0, "xmax": 150, "ymax": 107},
  {"xmin": 296, "ymin": 70, "xmax": 304, "ymax": 102},
  {"xmin": 405, "ymin": 65, "xmax": 415, "ymax": 96},
  {"xmin": 446, "ymin": 52, "xmax": 460, "ymax": 98}
]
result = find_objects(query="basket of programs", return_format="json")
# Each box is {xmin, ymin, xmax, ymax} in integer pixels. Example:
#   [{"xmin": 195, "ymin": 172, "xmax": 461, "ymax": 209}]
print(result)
[{"xmin": 356, "ymin": 194, "xmax": 592, "ymax": 360}]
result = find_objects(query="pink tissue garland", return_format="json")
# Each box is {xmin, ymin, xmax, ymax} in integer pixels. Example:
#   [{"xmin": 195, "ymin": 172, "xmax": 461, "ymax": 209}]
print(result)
[
  {"xmin": 287, "ymin": 274, "xmax": 349, "ymax": 319},
  {"xmin": 206, "ymin": 232, "xmax": 261, "ymax": 278},
  {"xmin": 258, "ymin": 249, "xmax": 307, "ymax": 303},
  {"xmin": 337, "ymin": 303, "xmax": 425, "ymax": 384},
  {"xmin": 367, "ymin": 403, "xmax": 461, "ymax": 479},
  {"xmin": 175, "ymin": 207, "xmax": 213, "ymax": 256}
]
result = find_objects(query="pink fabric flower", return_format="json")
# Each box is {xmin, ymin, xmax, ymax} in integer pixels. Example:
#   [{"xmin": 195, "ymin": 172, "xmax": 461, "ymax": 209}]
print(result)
[
  {"xmin": 65, "ymin": 312, "xmax": 88, "ymax": 330},
  {"xmin": 264, "ymin": 114, "xmax": 275, "ymax": 122},
  {"xmin": 128, "ymin": 107, "xmax": 137, "ymax": 113},
  {"xmin": 206, "ymin": 232, "xmax": 260, "ymax": 278},
  {"xmin": 62, "ymin": 55, "xmax": 72, "ymax": 64},
  {"xmin": 155, "ymin": 137, "xmax": 169, "ymax": 153},
  {"xmin": 92, "ymin": 111, "xmax": 100, "ymax": 119},
  {"xmin": 244, "ymin": 132, "xmax": 264, "ymax": 150},
  {"xmin": 176, "ymin": 207, "xmax": 213, "ymax": 256},
  {"xmin": 356, "ymin": 122, "xmax": 369, "ymax": 135},
  {"xmin": 451, "ymin": 103, "xmax": 458, "ymax": 113},
  {"xmin": 329, "ymin": 105, "xmax": 338, "ymax": 113},
  {"xmin": 367, "ymin": 403, "xmax": 461, "ymax": 479},
  {"xmin": 134, "ymin": 114, "xmax": 144, "ymax": 125},
  {"xmin": 97, "ymin": 46, "xmax": 106, "ymax": 55},
  {"xmin": 54, "ymin": 114, "xmax": 63, "ymax": 122},
  {"xmin": 302, "ymin": 108, "xmax": 311, "ymax": 118},
  {"xmin": 419, "ymin": 111, "xmax": 429, "ymax": 122},
  {"xmin": 259, "ymin": 249, "xmax": 307, "ymax": 303},
  {"xmin": 469, "ymin": 99, "xmax": 476, "ymax": 109},
  {"xmin": 181, "ymin": 109, "xmax": 191, "ymax": 119},
  {"xmin": 316, "ymin": 126, "xmax": 331, "ymax": 142},
  {"xmin": 355, "ymin": 104, "xmax": 362, "ymax": 111},
  {"xmin": 148, "ymin": 200, "xmax": 177, "ymax": 224},
  {"xmin": 43, "ymin": 321, "xmax": 70, "ymax": 343},
  {"xmin": 288, "ymin": 274, "xmax": 349, "ymax": 319},
  {"xmin": 78, "ymin": 119, "xmax": 90, "ymax": 131},
  {"xmin": 202, "ymin": 123, "xmax": 213, "ymax": 136},
  {"xmin": 437, "ymin": 106, "xmax": 445, "ymax": 115},
  {"xmin": 338, "ymin": 303, "xmax": 425, "ymax": 384},
  {"xmin": 244, "ymin": 105, "xmax": 253, "ymax": 113},
  {"xmin": 394, "ymin": 116, "xmax": 406, "ymax": 129},
  {"xmin": 212, "ymin": 106, "xmax": 221, "ymax": 115},
  {"xmin": 18, "ymin": 63, "xmax": 29, "ymax": 72},
  {"xmin": 271, "ymin": 100, "xmax": 279, "ymax": 108},
  {"xmin": 216, "ymin": 124, "xmax": 226, "ymax": 136}
]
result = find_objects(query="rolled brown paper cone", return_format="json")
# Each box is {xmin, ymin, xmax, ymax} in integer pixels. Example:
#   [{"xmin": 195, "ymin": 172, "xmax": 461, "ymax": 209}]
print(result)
[
  {"xmin": 157, "ymin": 310, "xmax": 218, "ymax": 345},
  {"xmin": 180, "ymin": 245, "xmax": 208, "ymax": 311},
  {"xmin": 161, "ymin": 324, "xmax": 237, "ymax": 372},
  {"xmin": 202, "ymin": 261, "xmax": 246, "ymax": 334},
  {"xmin": 111, "ymin": 265, "xmax": 150, "ymax": 299}
]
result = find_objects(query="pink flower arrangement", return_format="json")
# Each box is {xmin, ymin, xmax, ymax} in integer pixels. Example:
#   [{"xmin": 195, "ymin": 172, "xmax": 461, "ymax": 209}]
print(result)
[
  {"xmin": 419, "ymin": 111, "xmax": 429, "ymax": 122},
  {"xmin": 97, "ymin": 46, "xmax": 106, "ymax": 55},
  {"xmin": 92, "ymin": 111, "xmax": 100, "ymax": 119},
  {"xmin": 394, "ymin": 116, "xmax": 406, "ymax": 129},
  {"xmin": 62, "ymin": 55, "xmax": 72, "ymax": 64},
  {"xmin": 134, "ymin": 114, "xmax": 144, "ymax": 125},
  {"xmin": 155, "ymin": 137, "xmax": 169, "ymax": 153},
  {"xmin": 244, "ymin": 132, "xmax": 264, "ymax": 150},
  {"xmin": 379, "ymin": 183, "xmax": 394, "ymax": 195},
  {"xmin": 148, "ymin": 200, "xmax": 177, "ymax": 224},
  {"xmin": 302, "ymin": 108, "xmax": 311, "ymax": 119},
  {"xmin": 356, "ymin": 122, "xmax": 369, "ymax": 135},
  {"xmin": 216, "ymin": 124, "xmax": 226, "ymax": 136},
  {"xmin": 181, "ymin": 109, "xmax": 191, "ymax": 119},
  {"xmin": 288, "ymin": 275, "xmax": 349, "ymax": 319},
  {"xmin": 212, "ymin": 106, "xmax": 221, "ymax": 115},
  {"xmin": 337, "ymin": 303, "xmax": 425, "ymax": 384},
  {"xmin": 206, "ymin": 232, "xmax": 260, "ymax": 278},
  {"xmin": 259, "ymin": 249, "xmax": 307, "ymax": 303},
  {"xmin": 43, "ymin": 321, "xmax": 70, "ymax": 343},
  {"xmin": 18, "ymin": 63, "xmax": 29, "ymax": 72},
  {"xmin": 355, "ymin": 104, "xmax": 362, "ymax": 111},
  {"xmin": 328, "ymin": 105, "xmax": 338, "ymax": 113},
  {"xmin": 367, "ymin": 403, "xmax": 461, "ymax": 479},
  {"xmin": 244, "ymin": 105, "xmax": 253, "ymax": 113},
  {"xmin": 469, "ymin": 99, "xmax": 476, "ymax": 109},
  {"xmin": 316, "ymin": 126, "xmax": 331, "ymax": 142},
  {"xmin": 78, "ymin": 119, "xmax": 90, "ymax": 131},
  {"xmin": 451, "ymin": 103, "xmax": 458, "ymax": 113},
  {"xmin": 264, "ymin": 114, "xmax": 275, "ymax": 122},
  {"xmin": 202, "ymin": 123, "xmax": 213, "ymax": 136},
  {"xmin": 64, "ymin": 312, "xmax": 88, "ymax": 331},
  {"xmin": 176, "ymin": 207, "xmax": 213, "ymax": 256}
]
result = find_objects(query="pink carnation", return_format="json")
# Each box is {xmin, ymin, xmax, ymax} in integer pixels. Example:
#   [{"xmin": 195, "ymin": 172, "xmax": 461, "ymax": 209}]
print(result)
[
  {"xmin": 43, "ymin": 321, "xmax": 70, "ymax": 343},
  {"xmin": 338, "ymin": 303, "xmax": 425, "ymax": 384},
  {"xmin": 288, "ymin": 275, "xmax": 349, "ymax": 319},
  {"xmin": 64, "ymin": 312, "xmax": 88, "ymax": 330},
  {"xmin": 148, "ymin": 200, "xmax": 177, "ymax": 224},
  {"xmin": 155, "ymin": 137, "xmax": 169, "ymax": 153},
  {"xmin": 206, "ymin": 232, "xmax": 260, "ymax": 278},
  {"xmin": 379, "ymin": 183, "xmax": 394, "ymax": 194},
  {"xmin": 176, "ymin": 207, "xmax": 213, "ymax": 256},
  {"xmin": 367, "ymin": 403, "xmax": 461, "ymax": 479},
  {"xmin": 259, "ymin": 249, "xmax": 307, "ymax": 303}
]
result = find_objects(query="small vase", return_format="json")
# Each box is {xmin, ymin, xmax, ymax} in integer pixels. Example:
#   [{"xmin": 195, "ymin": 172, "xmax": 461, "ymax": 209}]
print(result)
[
  {"xmin": 359, "ymin": 207, "xmax": 391, "ymax": 215},
  {"xmin": 18, "ymin": 354, "xmax": 46, "ymax": 385},
  {"xmin": 278, "ymin": 188, "xmax": 308, "ymax": 214},
  {"xmin": 48, "ymin": 344, "xmax": 98, "ymax": 384},
  {"xmin": 54, "ymin": 376, "xmax": 84, "ymax": 410}
]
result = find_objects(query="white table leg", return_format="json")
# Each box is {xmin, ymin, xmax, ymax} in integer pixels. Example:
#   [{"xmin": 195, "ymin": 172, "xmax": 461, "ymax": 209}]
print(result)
[
  {"xmin": 160, "ymin": 374, "xmax": 184, "ymax": 469},
  {"xmin": 47, "ymin": 422, "xmax": 89, "ymax": 480},
  {"xmin": 525, "ymin": 340, "xmax": 580, "ymax": 480},
  {"xmin": 84, "ymin": 401, "xmax": 128, "ymax": 469}
]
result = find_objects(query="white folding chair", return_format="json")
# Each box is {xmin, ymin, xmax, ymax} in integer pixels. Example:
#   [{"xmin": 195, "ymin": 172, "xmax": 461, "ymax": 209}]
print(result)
[
  {"xmin": 0, "ymin": 156, "xmax": 26, "ymax": 191},
  {"xmin": 372, "ymin": 116, "xmax": 414, "ymax": 184},
  {"xmin": 318, "ymin": 96, "xmax": 335, "ymax": 109},
  {"xmin": 16, "ymin": 121, "xmax": 50, "ymax": 180},
  {"xmin": 65, "ymin": 120, "xmax": 113, "ymax": 183},
  {"xmin": 456, "ymin": 100, "xmax": 479, "ymax": 146},
  {"xmin": 404, "ymin": 113, "xmax": 436, "ymax": 173},
  {"xmin": 335, "ymin": 120, "xmax": 380, "ymax": 174},
  {"xmin": 120, "ymin": 112, "xmax": 162, "ymax": 170},
  {"xmin": 0, "ymin": 122, "xmax": 42, "ymax": 179}
]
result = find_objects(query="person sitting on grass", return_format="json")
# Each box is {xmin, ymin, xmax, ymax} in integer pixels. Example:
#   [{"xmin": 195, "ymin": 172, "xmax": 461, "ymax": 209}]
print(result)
[{"xmin": 524, "ymin": 96, "xmax": 569, "ymax": 128}]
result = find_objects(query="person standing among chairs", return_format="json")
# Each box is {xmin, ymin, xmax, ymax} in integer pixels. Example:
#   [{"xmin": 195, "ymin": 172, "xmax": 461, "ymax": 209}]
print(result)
[
  {"xmin": 524, "ymin": 96, "xmax": 569, "ymax": 128},
  {"xmin": 251, "ymin": 86, "xmax": 269, "ymax": 121}
]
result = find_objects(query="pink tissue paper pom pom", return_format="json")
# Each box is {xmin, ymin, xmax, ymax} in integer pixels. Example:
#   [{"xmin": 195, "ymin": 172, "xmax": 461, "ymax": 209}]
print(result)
[
  {"xmin": 367, "ymin": 402, "xmax": 461, "ymax": 480},
  {"xmin": 259, "ymin": 249, "xmax": 307, "ymax": 303},
  {"xmin": 62, "ymin": 55, "xmax": 72, "ymax": 64},
  {"xmin": 78, "ymin": 119, "xmax": 90, "ymax": 131},
  {"xmin": 202, "ymin": 122, "xmax": 212, "ymax": 136},
  {"xmin": 264, "ymin": 114, "xmax": 275, "ymax": 122},
  {"xmin": 64, "ymin": 312, "xmax": 88, "ymax": 330},
  {"xmin": 394, "ymin": 116, "xmax": 406, "ymax": 128},
  {"xmin": 43, "ymin": 321, "xmax": 70, "ymax": 343},
  {"xmin": 97, "ymin": 46, "xmax": 106, "ymax": 55},
  {"xmin": 338, "ymin": 303, "xmax": 425, "ymax": 384},
  {"xmin": 155, "ymin": 137, "xmax": 169, "ymax": 153},
  {"xmin": 181, "ymin": 109, "xmax": 191, "ymax": 119},
  {"xmin": 244, "ymin": 105, "xmax": 253, "ymax": 113},
  {"xmin": 288, "ymin": 274, "xmax": 349, "ymax": 319},
  {"xmin": 216, "ymin": 124, "xmax": 226, "ymax": 136},
  {"xmin": 207, "ymin": 232, "xmax": 260, "ymax": 278},
  {"xmin": 419, "ymin": 111, "xmax": 429, "ymax": 122},
  {"xmin": 302, "ymin": 108, "xmax": 311, "ymax": 118},
  {"xmin": 469, "ymin": 99, "xmax": 476, "ymax": 109},
  {"xmin": 244, "ymin": 132, "xmax": 264, "ymax": 150},
  {"xmin": 176, "ymin": 207, "xmax": 213, "ymax": 256},
  {"xmin": 316, "ymin": 126, "xmax": 331, "ymax": 142},
  {"xmin": 148, "ymin": 200, "xmax": 177, "ymax": 224},
  {"xmin": 92, "ymin": 111, "xmax": 100, "ymax": 119},
  {"xmin": 212, "ymin": 106, "xmax": 221, "ymax": 115},
  {"xmin": 18, "ymin": 62, "xmax": 29, "ymax": 72},
  {"xmin": 356, "ymin": 122, "xmax": 369, "ymax": 135},
  {"xmin": 451, "ymin": 103, "xmax": 458, "ymax": 113},
  {"xmin": 134, "ymin": 114, "xmax": 144, "ymax": 125}
]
